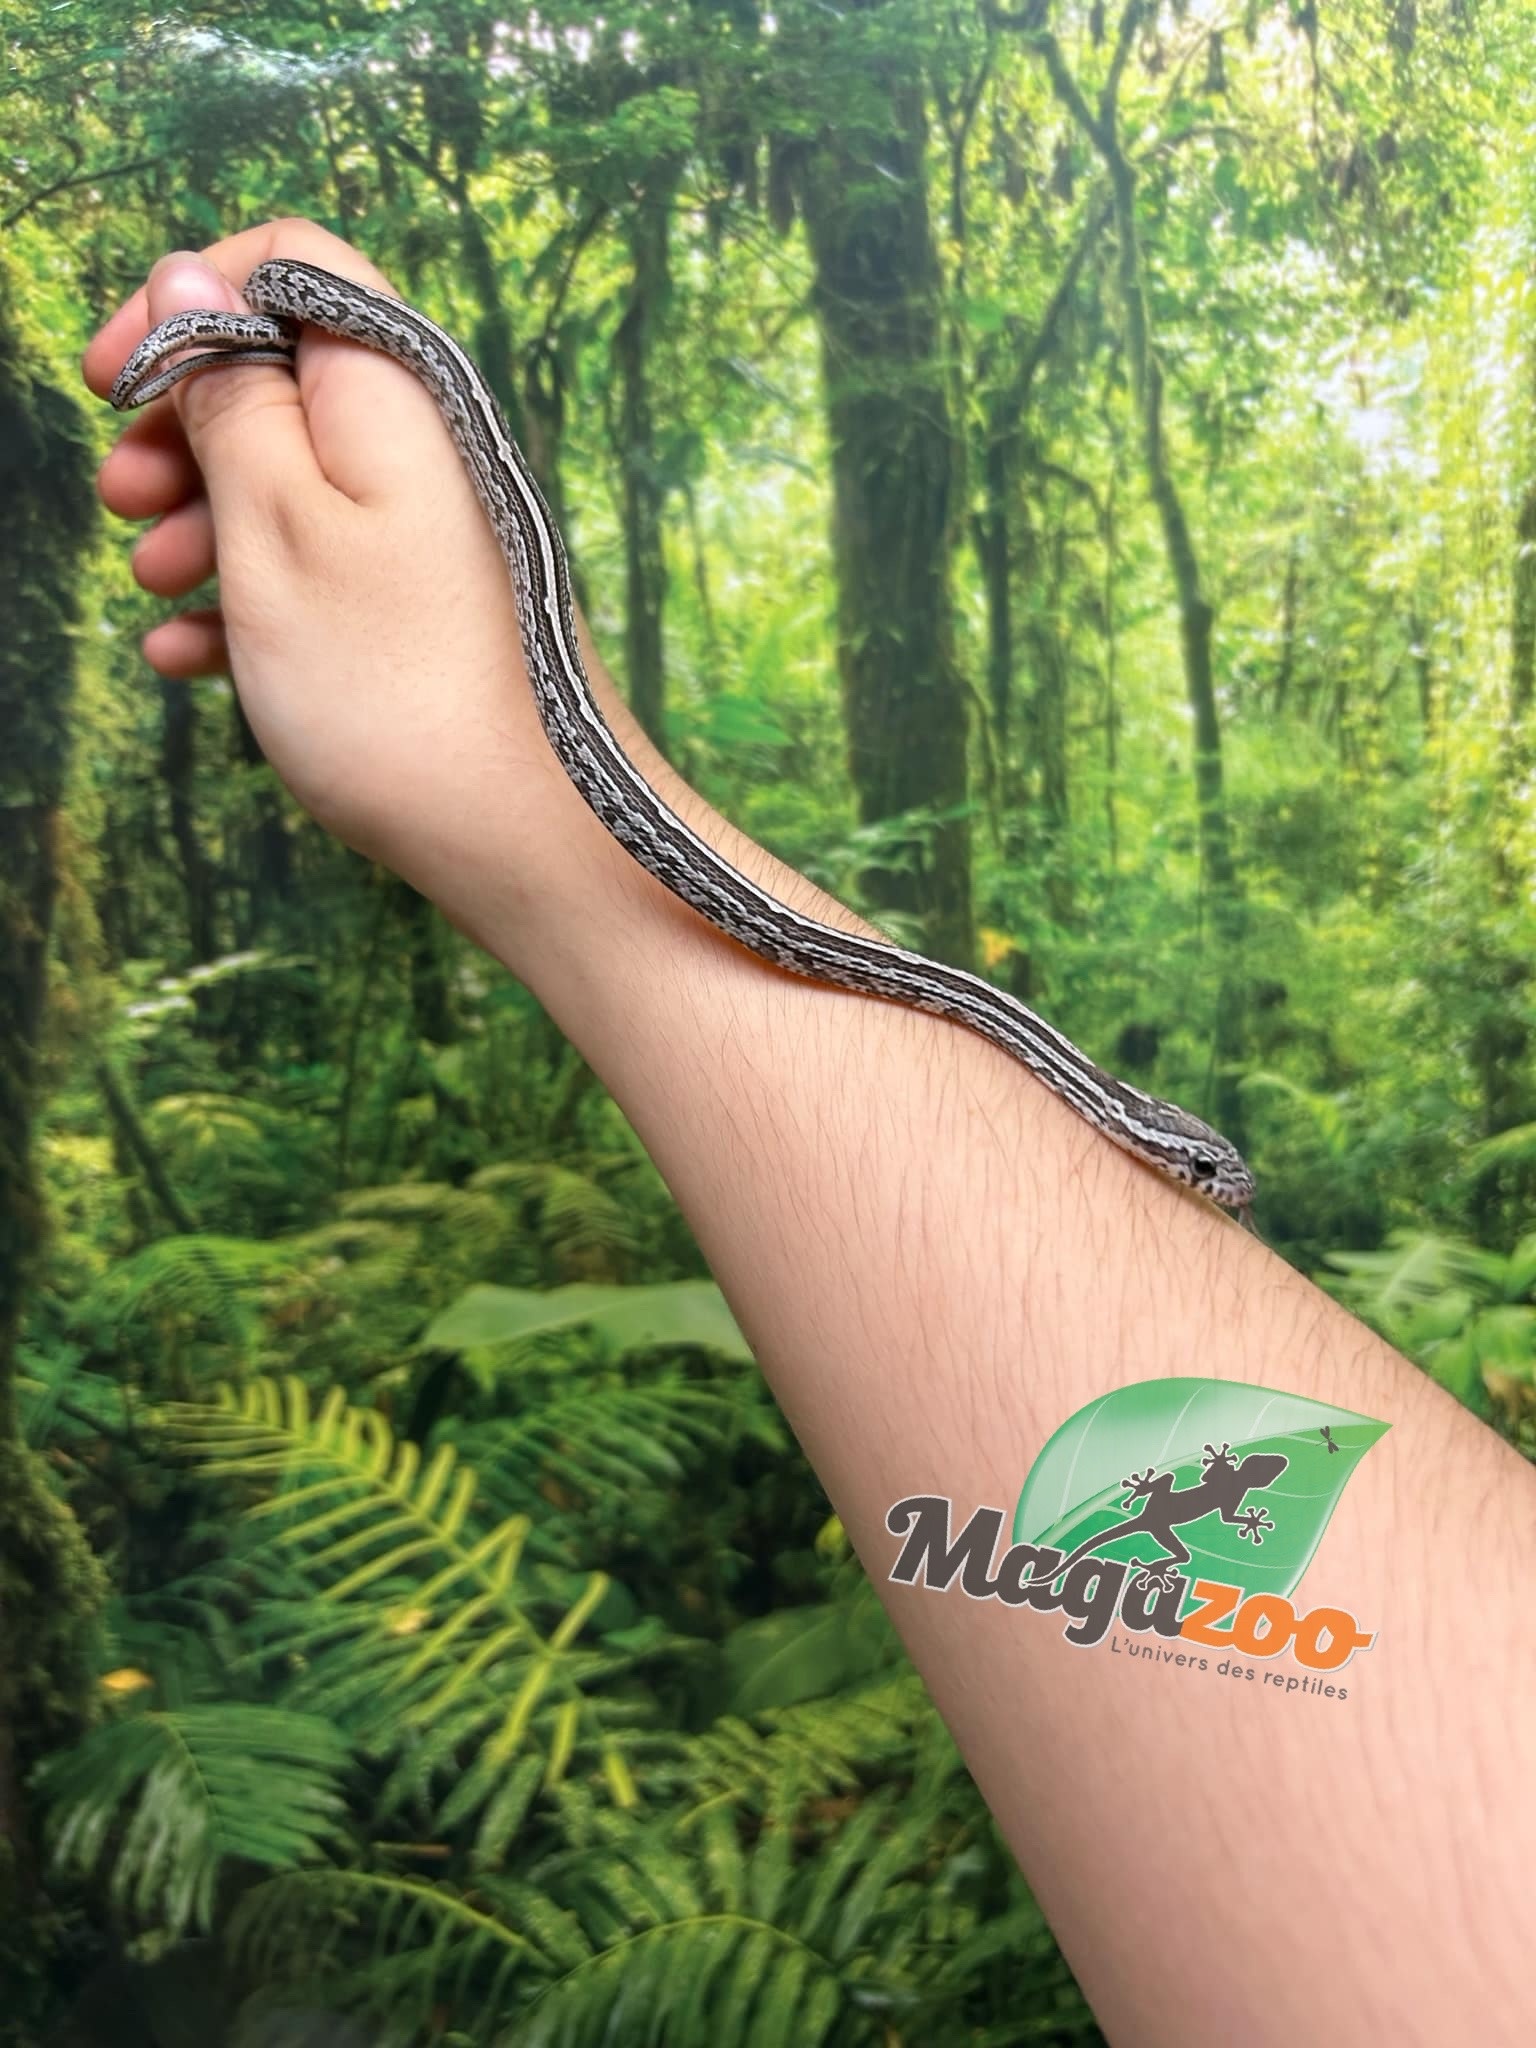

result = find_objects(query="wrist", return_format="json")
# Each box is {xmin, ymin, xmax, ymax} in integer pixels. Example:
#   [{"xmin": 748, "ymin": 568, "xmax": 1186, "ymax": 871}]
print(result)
[{"xmin": 409, "ymin": 637, "xmax": 881, "ymax": 1028}]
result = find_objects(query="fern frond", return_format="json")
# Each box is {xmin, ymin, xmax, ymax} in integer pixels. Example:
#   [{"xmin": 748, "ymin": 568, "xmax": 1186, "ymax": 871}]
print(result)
[
  {"xmin": 508, "ymin": 1792, "xmax": 939, "ymax": 2044},
  {"xmin": 284, "ymin": 1217, "xmax": 421, "ymax": 1294},
  {"xmin": 38, "ymin": 1704, "xmax": 350, "ymax": 1938},
  {"xmin": 470, "ymin": 1161, "xmax": 640, "ymax": 1268},
  {"xmin": 164, "ymin": 1379, "xmax": 649, "ymax": 1844},
  {"xmin": 227, "ymin": 1801, "xmax": 923, "ymax": 2048},
  {"xmin": 339, "ymin": 1182, "xmax": 515, "ymax": 1270},
  {"xmin": 17, "ymin": 1343, "xmax": 129, "ymax": 1451},
  {"xmin": 456, "ymin": 1384, "xmax": 740, "ymax": 1513},
  {"xmin": 146, "ymin": 1093, "xmax": 309, "ymax": 1189},
  {"xmin": 101, "ymin": 1233, "xmax": 297, "ymax": 1356},
  {"xmin": 230, "ymin": 1869, "xmax": 553, "ymax": 2045},
  {"xmin": 683, "ymin": 1675, "xmax": 934, "ymax": 1818}
]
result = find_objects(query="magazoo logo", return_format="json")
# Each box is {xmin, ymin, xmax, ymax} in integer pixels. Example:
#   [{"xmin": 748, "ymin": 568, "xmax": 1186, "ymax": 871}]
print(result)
[{"xmin": 886, "ymin": 1379, "xmax": 1389, "ymax": 1683}]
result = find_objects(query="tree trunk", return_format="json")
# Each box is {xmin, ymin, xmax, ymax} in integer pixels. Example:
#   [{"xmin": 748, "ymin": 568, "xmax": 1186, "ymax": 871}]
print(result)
[
  {"xmin": 159, "ymin": 678, "xmax": 218, "ymax": 962},
  {"xmin": 95, "ymin": 1061, "xmax": 198, "ymax": 1237},
  {"xmin": 523, "ymin": 338, "xmax": 581, "ymax": 584},
  {"xmin": 975, "ymin": 425, "xmax": 1015, "ymax": 751},
  {"xmin": 230, "ymin": 695, "xmax": 292, "ymax": 945},
  {"xmin": 1274, "ymin": 539, "xmax": 1300, "ymax": 717},
  {"xmin": 1027, "ymin": 512, "xmax": 1074, "ymax": 926},
  {"xmin": 0, "ymin": 260, "xmax": 108, "ymax": 1967},
  {"xmin": 1029, "ymin": 14, "xmax": 1246, "ymax": 1132},
  {"xmin": 970, "ymin": 199, "xmax": 1107, "ymax": 764},
  {"xmin": 614, "ymin": 182, "xmax": 674, "ymax": 753},
  {"xmin": 795, "ymin": 30, "xmax": 973, "ymax": 965},
  {"xmin": 1511, "ymin": 418, "xmax": 1536, "ymax": 729},
  {"xmin": 1109, "ymin": 155, "xmax": 1245, "ymax": 1131},
  {"xmin": 1467, "ymin": 338, "xmax": 1536, "ymax": 1234},
  {"xmin": 1103, "ymin": 453, "xmax": 1122, "ymax": 871}
]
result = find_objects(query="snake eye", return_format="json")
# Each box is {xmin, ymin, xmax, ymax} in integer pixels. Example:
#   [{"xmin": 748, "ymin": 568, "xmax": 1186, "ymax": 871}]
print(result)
[{"xmin": 1191, "ymin": 1153, "xmax": 1217, "ymax": 1181}]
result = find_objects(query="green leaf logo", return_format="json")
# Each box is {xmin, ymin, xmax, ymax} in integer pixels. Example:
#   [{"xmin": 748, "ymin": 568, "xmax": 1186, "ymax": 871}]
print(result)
[{"xmin": 1012, "ymin": 1378, "xmax": 1388, "ymax": 1603}]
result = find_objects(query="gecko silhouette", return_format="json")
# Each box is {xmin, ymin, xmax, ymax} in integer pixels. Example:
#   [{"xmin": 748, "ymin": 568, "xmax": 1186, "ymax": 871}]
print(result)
[{"xmin": 1044, "ymin": 1442, "xmax": 1290, "ymax": 1593}]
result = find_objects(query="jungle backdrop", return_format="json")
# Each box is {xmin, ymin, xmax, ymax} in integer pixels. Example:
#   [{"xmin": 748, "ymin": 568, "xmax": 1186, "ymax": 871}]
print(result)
[{"xmin": 4, "ymin": 0, "xmax": 1535, "ymax": 2042}]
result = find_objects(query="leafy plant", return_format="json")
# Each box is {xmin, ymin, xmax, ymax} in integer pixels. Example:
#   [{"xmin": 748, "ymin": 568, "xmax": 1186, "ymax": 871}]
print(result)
[
  {"xmin": 163, "ymin": 1378, "xmax": 663, "ymax": 1856},
  {"xmin": 1326, "ymin": 1231, "xmax": 1536, "ymax": 1433},
  {"xmin": 38, "ymin": 1704, "xmax": 352, "ymax": 1938},
  {"xmin": 229, "ymin": 1786, "xmax": 994, "ymax": 2047},
  {"xmin": 421, "ymin": 1278, "xmax": 753, "ymax": 1365}
]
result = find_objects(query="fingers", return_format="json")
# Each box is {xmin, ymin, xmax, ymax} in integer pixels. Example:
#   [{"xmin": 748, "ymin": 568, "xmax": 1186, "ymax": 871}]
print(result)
[
  {"xmin": 85, "ymin": 217, "xmax": 449, "ymax": 511},
  {"xmin": 131, "ymin": 497, "xmax": 216, "ymax": 598},
  {"xmin": 142, "ymin": 607, "xmax": 229, "ymax": 680},
  {"xmin": 85, "ymin": 217, "xmax": 483, "ymax": 685},
  {"xmin": 128, "ymin": 252, "xmax": 325, "ymax": 525},
  {"xmin": 98, "ymin": 405, "xmax": 203, "ymax": 521},
  {"xmin": 83, "ymin": 216, "xmax": 396, "ymax": 399}
]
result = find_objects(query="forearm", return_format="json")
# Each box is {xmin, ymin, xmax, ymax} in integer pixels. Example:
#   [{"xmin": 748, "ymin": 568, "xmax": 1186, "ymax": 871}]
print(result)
[{"xmin": 438, "ymin": 649, "xmax": 1534, "ymax": 2047}]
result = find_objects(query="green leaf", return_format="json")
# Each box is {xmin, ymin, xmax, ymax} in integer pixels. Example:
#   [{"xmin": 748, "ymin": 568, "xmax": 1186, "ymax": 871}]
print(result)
[
  {"xmin": 1012, "ymin": 1378, "xmax": 1389, "ymax": 1602},
  {"xmin": 723, "ymin": 1601, "xmax": 893, "ymax": 1715},
  {"xmin": 957, "ymin": 293, "xmax": 1008, "ymax": 333},
  {"xmin": 421, "ymin": 1280, "xmax": 753, "ymax": 1362},
  {"xmin": 40, "ymin": 1705, "xmax": 350, "ymax": 1939},
  {"xmin": 163, "ymin": 1381, "xmax": 637, "ymax": 1824},
  {"xmin": 693, "ymin": 691, "xmax": 794, "ymax": 751}
]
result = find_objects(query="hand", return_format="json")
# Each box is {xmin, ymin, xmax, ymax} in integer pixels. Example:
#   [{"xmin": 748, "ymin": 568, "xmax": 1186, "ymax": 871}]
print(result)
[{"xmin": 83, "ymin": 218, "xmax": 588, "ymax": 922}]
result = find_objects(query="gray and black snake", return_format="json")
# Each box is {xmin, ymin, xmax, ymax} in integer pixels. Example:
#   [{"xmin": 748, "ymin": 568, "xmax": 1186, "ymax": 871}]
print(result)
[{"xmin": 110, "ymin": 257, "xmax": 1255, "ymax": 1214}]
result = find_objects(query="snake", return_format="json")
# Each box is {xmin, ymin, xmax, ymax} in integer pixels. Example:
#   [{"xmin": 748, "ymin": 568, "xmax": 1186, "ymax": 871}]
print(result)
[{"xmin": 109, "ymin": 257, "xmax": 1256, "ymax": 1215}]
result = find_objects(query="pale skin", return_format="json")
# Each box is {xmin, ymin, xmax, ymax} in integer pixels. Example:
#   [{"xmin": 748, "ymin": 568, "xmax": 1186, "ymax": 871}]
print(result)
[{"xmin": 85, "ymin": 220, "xmax": 1534, "ymax": 2044}]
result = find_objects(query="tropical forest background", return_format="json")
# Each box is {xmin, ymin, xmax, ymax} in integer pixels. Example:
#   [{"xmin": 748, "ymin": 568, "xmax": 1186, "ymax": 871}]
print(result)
[{"xmin": 4, "ymin": 0, "xmax": 1535, "ymax": 2041}]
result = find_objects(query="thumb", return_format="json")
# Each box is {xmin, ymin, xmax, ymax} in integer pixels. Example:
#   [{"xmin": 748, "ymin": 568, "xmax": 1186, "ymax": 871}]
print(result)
[{"xmin": 145, "ymin": 250, "xmax": 323, "ymax": 515}]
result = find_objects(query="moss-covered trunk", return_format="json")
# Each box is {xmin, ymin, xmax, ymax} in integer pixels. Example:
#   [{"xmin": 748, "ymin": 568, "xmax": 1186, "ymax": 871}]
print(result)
[
  {"xmin": 0, "ymin": 259, "xmax": 108, "ymax": 1980},
  {"xmin": 796, "ymin": 26, "xmax": 974, "ymax": 967},
  {"xmin": 614, "ymin": 180, "xmax": 675, "ymax": 754},
  {"xmin": 1029, "ymin": 10, "xmax": 1247, "ymax": 1138}
]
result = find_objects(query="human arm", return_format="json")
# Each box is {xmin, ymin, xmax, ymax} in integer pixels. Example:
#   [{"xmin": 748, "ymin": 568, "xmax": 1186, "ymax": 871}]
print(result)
[{"xmin": 86, "ymin": 221, "xmax": 1536, "ymax": 2046}]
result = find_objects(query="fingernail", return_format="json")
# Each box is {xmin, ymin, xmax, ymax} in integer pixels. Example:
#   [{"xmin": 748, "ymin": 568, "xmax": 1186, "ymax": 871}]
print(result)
[{"xmin": 149, "ymin": 251, "xmax": 240, "ymax": 316}]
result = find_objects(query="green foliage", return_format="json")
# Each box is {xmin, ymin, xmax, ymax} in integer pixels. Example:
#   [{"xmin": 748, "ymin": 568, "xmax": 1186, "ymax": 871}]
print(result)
[
  {"xmin": 38, "ymin": 1704, "xmax": 351, "ymax": 1938},
  {"xmin": 228, "ymin": 1783, "xmax": 1023, "ymax": 2047},
  {"xmin": 163, "ymin": 1379, "xmax": 647, "ymax": 1831},
  {"xmin": 422, "ymin": 1278, "xmax": 752, "ymax": 1364},
  {"xmin": 0, "ymin": 1441, "xmax": 108, "ymax": 1761},
  {"xmin": 1327, "ymin": 1231, "xmax": 1536, "ymax": 1441},
  {"xmin": 682, "ymin": 1672, "xmax": 932, "ymax": 1815},
  {"xmin": 456, "ymin": 1383, "xmax": 749, "ymax": 1514}
]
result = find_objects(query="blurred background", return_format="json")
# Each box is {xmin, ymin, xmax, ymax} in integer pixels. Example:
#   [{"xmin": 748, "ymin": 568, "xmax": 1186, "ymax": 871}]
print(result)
[{"xmin": 3, "ymin": 0, "xmax": 1534, "ymax": 2040}]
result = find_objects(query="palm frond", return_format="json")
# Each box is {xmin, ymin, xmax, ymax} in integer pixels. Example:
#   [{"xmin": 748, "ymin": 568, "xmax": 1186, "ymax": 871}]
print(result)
[
  {"xmin": 1325, "ymin": 1229, "xmax": 1502, "ymax": 1324},
  {"xmin": 1466, "ymin": 1121, "xmax": 1536, "ymax": 1172}
]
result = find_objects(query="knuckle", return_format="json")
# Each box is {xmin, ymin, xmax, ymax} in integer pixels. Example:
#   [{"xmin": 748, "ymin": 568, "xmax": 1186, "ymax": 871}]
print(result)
[
  {"xmin": 266, "ymin": 215, "xmax": 398, "ymax": 297},
  {"xmin": 263, "ymin": 480, "xmax": 330, "ymax": 566}
]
